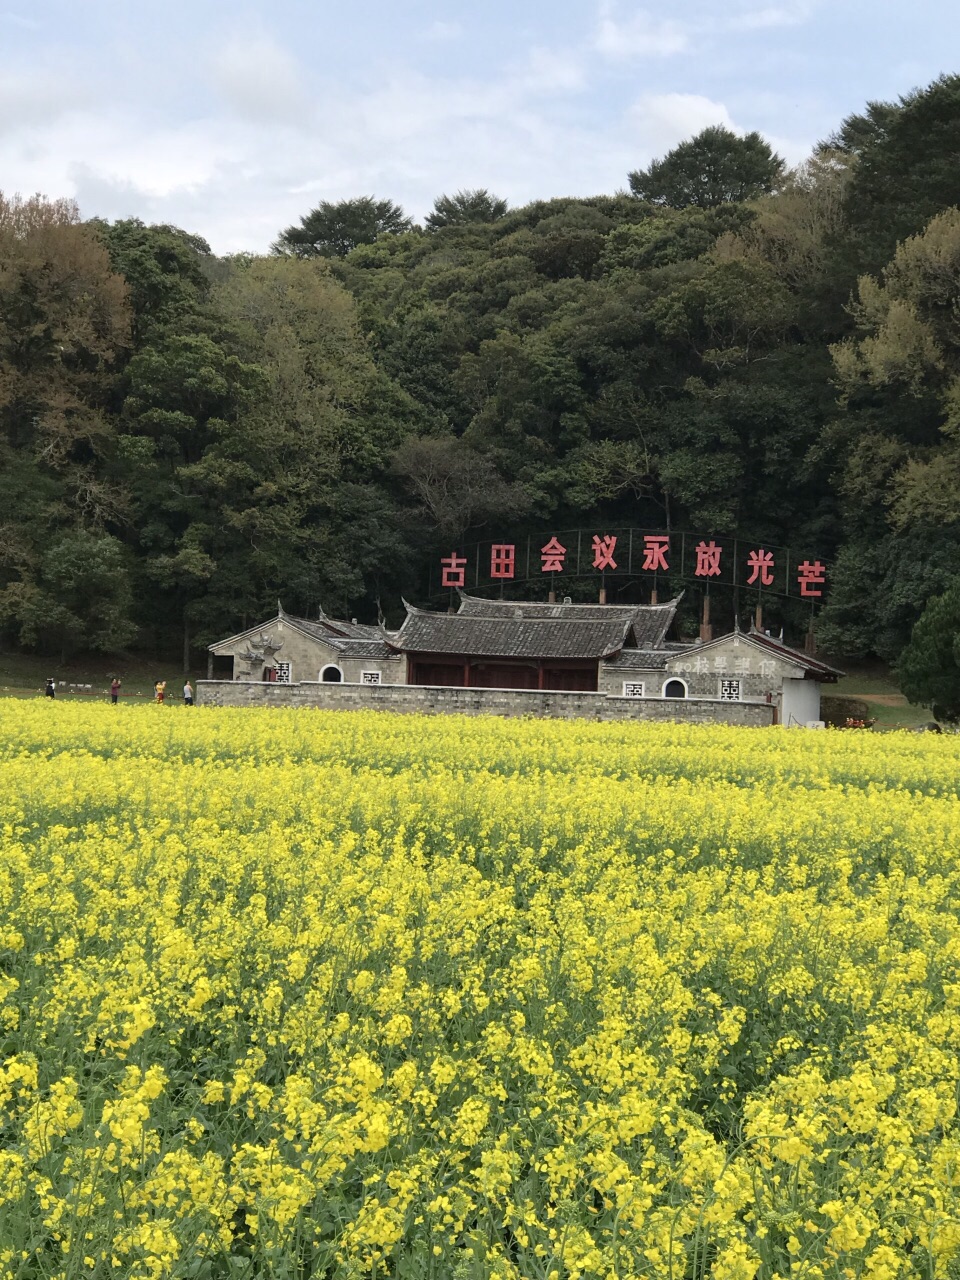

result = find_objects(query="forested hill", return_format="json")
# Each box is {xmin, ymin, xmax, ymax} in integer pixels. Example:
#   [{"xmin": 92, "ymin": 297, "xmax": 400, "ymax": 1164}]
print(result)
[{"xmin": 4, "ymin": 73, "xmax": 960, "ymax": 666}]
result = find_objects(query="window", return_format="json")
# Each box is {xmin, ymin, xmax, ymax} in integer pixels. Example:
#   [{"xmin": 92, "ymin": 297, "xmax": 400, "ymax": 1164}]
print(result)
[
  {"xmin": 275, "ymin": 662, "xmax": 292, "ymax": 685},
  {"xmin": 320, "ymin": 665, "xmax": 343, "ymax": 683},
  {"xmin": 719, "ymin": 679, "xmax": 741, "ymax": 701},
  {"xmin": 361, "ymin": 670, "xmax": 382, "ymax": 686},
  {"xmin": 662, "ymin": 678, "xmax": 687, "ymax": 699},
  {"xmin": 622, "ymin": 681, "xmax": 645, "ymax": 698}
]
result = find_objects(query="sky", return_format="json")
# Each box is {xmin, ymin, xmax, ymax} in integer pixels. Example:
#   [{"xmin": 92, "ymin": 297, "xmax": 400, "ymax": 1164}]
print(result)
[{"xmin": 1, "ymin": 0, "xmax": 958, "ymax": 254}]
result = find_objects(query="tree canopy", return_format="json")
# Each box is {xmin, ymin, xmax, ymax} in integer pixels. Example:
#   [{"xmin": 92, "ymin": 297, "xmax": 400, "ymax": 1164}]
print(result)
[
  {"xmin": 628, "ymin": 125, "xmax": 786, "ymax": 209},
  {"xmin": 273, "ymin": 196, "xmax": 414, "ymax": 258},
  {"xmin": 425, "ymin": 189, "xmax": 509, "ymax": 229},
  {"xmin": 898, "ymin": 583, "xmax": 960, "ymax": 721}
]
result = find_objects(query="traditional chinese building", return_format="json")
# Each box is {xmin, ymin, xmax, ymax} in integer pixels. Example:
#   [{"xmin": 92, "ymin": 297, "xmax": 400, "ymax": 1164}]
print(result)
[
  {"xmin": 392, "ymin": 593, "xmax": 682, "ymax": 691},
  {"xmin": 204, "ymin": 593, "xmax": 840, "ymax": 726}
]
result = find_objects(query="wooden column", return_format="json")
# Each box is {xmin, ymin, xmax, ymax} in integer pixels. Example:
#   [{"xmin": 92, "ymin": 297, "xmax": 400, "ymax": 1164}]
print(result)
[
  {"xmin": 755, "ymin": 603, "xmax": 763, "ymax": 632},
  {"xmin": 463, "ymin": 659, "xmax": 471, "ymax": 687},
  {"xmin": 650, "ymin": 588, "xmax": 658, "ymax": 605},
  {"xmin": 699, "ymin": 593, "xmax": 713, "ymax": 643},
  {"xmin": 599, "ymin": 586, "xmax": 607, "ymax": 604},
  {"xmin": 537, "ymin": 662, "xmax": 546, "ymax": 690}
]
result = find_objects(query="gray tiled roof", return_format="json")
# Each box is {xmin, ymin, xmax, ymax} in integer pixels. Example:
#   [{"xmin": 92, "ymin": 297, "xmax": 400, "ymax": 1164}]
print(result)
[
  {"xmin": 315, "ymin": 608, "xmax": 384, "ymax": 641},
  {"xmin": 451, "ymin": 592, "xmax": 680, "ymax": 651},
  {"xmin": 458, "ymin": 593, "xmax": 647, "ymax": 621},
  {"xmin": 282, "ymin": 615, "xmax": 397, "ymax": 657},
  {"xmin": 629, "ymin": 602, "xmax": 680, "ymax": 648},
  {"xmin": 603, "ymin": 647, "xmax": 680, "ymax": 671},
  {"xmin": 393, "ymin": 608, "xmax": 635, "ymax": 659},
  {"xmin": 333, "ymin": 638, "xmax": 400, "ymax": 660}
]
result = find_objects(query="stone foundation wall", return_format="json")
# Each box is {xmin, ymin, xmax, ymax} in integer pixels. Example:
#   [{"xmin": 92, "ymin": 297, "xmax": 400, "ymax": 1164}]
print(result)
[{"xmin": 197, "ymin": 680, "xmax": 775, "ymax": 726}]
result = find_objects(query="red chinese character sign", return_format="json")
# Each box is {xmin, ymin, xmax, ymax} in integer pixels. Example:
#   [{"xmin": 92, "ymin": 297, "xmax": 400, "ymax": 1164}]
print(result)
[
  {"xmin": 642, "ymin": 535, "xmax": 669, "ymax": 572},
  {"xmin": 541, "ymin": 537, "xmax": 566, "ymax": 573},
  {"xmin": 440, "ymin": 552, "xmax": 467, "ymax": 589},
  {"xmin": 490, "ymin": 544, "xmax": 515, "ymax": 580},
  {"xmin": 694, "ymin": 540, "xmax": 722, "ymax": 578},
  {"xmin": 797, "ymin": 560, "xmax": 825, "ymax": 598},
  {"xmin": 437, "ymin": 531, "xmax": 828, "ymax": 601},
  {"xmin": 591, "ymin": 535, "xmax": 617, "ymax": 570},
  {"xmin": 746, "ymin": 549, "xmax": 775, "ymax": 587}
]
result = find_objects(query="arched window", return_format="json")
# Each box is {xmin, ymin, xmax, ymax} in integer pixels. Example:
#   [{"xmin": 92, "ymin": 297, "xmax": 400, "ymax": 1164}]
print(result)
[
  {"xmin": 663, "ymin": 678, "xmax": 687, "ymax": 699},
  {"xmin": 320, "ymin": 665, "xmax": 343, "ymax": 683}
]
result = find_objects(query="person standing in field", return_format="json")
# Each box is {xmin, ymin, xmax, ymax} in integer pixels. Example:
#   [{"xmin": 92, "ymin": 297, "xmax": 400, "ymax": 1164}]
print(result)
[
  {"xmin": 154, "ymin": 680, "xmax": 166, "ymax": 704},
  {"xmin": 183, "ymin": 680, "xmax": 193, "ymax": 706},
  {"xmin": 44, "ymin": 678, "xmax": 56, "ymax": 699},
  {"xmin": 110, "ymin": 678, "xmax": 121, "ymax": 705}
]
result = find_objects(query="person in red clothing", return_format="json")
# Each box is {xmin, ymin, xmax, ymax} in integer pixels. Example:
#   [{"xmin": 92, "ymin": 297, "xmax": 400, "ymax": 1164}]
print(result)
[
  {"xmin": 154, "ymin": 680, "xmax": 166, "ymax": 704},
  {"xmin": 110, "ymin": 678, "xmax": 121, "ymax": 705}
]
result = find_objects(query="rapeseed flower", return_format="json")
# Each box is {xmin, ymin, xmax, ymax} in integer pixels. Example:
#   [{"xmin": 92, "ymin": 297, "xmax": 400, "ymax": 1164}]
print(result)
[{"xmin": 2, "ymin": 699, "xmax": 960, "ymax": 1276}]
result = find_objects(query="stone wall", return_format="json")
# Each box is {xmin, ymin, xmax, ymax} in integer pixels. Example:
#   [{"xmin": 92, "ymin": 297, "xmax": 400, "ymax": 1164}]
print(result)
[{"xmin": 197, "ymin": 680, "xmax": 775, "ymax": 726}]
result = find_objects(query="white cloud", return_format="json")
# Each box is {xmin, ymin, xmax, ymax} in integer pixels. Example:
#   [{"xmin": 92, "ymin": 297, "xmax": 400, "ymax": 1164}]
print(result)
[
  {"xmin": 421, "ymin": 20, "xmax": 463, "ymax": 42},
  {"xmin": 728, "ymin": 3, "xmax": 817, "ymax": 31},
  {"xmin": 515, "ymin": 48, "xmax": 585, "ymax": 94},
  {"xmin": 628, "ymin": 92, "xmax": 737, "ymax": 152},
  {"xmin": 595, "ymin": 3, "xmax": 690, "ymax": 58},
  {"xmin": 212, "ymin": 33, "xmax": 309, "ymax": 124},
  {"xmin": 594, "ymin": 0, "xmax": 818, "ymax": 58},
  {"xmin": 0, "ymin": 69, "xmax": 94, "ymax": 136},
  {"xmin": 0, "ymin": 10, "xmax": 40, "ymax": 30}
]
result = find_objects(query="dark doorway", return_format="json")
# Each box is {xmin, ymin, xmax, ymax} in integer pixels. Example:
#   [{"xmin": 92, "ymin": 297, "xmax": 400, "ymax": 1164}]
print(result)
[
  {"xmin": 321, "ymin": 666, "xmax": 343, "ymax": 683},
  {"xmin": 471, "ymin": 663, "xmax": 538, "ymax": 690},
  {"xmin": 542, "ymin": 665, "xmax": 598, "ymax": 692},
  {"xmin": 663, "ymin": 679, "xmax": 686, "ymax": 698},
  {"xmin": 413, "ymin": 663, "xmax": 465, "ymax": 686}
]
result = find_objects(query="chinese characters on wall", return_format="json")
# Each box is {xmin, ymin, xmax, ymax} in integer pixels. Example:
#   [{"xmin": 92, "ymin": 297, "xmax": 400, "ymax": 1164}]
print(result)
[{"xmin": 439, "ymin": 533, "xmax": 826, "ymax": 597}]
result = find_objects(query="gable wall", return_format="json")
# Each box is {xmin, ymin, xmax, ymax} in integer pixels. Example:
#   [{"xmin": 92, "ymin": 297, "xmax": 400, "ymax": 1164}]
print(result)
[{"xmin": 664, "ymin": 635, "xmax": 804, "ymax": 701}]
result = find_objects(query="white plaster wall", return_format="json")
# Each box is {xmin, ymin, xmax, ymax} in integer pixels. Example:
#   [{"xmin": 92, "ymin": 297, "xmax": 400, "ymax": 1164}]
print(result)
[{"xmin": 781, "ymin": 678, "xmax": 821, "ymax": 726}]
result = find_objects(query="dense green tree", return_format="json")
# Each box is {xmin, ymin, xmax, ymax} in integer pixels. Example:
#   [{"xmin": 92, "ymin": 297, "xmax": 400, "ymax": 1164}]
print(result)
[
  {"xmin": 832, "ymin": 208, "xmax": 960, "ymax": 523},
  {"xmin": 425, "ymin": 189, "xmax": 508, "ymax": 229},
  {"xmin": 274, "ymin": 197, "xmax": 414, "ymax": 258},
  {"xmin": 898, "ymin": 581, "xmax": 960, "ymax": 720},
  {"xmin": 96, "ymin": 219, "xmax": 211, "ymax": 345},
  {"xmin": 392, "ymin": 435, "xmax": 530, "ymax": 543},
  {"xmin": 9, "ymin": 531, "xmax": 135, "ymax": 657},
  {"xmin": 628, "ymin": 126, "xmax": 785, "ymax": 209},
  {"xmin": 0, "ymin": 194, "xmax": 132, "ymax": 654},
  {"xmin": 204, "ymin": 255, "xmax": 419, "ymax": 622},
  {"xmin": 825, "ymin": 74, "xmax": 960, "ymax": 273},
  {"xmin": 816, "ymin": 528, "xmax": 960, "ymax": 661}
]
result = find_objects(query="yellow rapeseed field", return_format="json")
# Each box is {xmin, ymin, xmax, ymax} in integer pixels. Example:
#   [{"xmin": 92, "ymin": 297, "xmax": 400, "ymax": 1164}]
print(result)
[{"xmin": 2, "ymin": 700, "xmax": 960, "ymax": 1280}]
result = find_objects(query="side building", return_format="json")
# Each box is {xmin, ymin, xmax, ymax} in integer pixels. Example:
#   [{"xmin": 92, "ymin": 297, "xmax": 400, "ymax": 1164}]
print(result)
[
  {"xmin": 207, "ymin": 606, "xmax": 403, "ymax": 686},
  {"xmin": 203, "ymin": 593, "xmax": 840, "ymax": 726}
]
